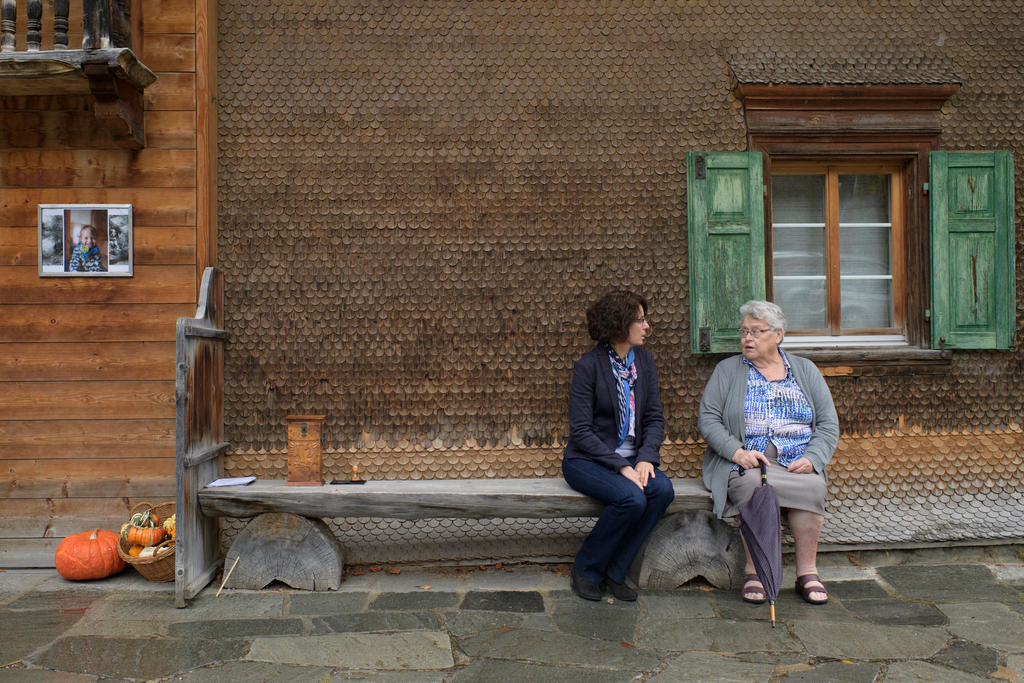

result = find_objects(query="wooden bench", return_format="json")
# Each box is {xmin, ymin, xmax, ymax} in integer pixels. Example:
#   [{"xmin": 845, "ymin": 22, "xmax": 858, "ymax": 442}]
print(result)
[
  {"xmin": 174, "ymin": 269, "xmax": 742, "ymax": 606},
  {"xmin": 190, "ymin": 477, "xmax": 740, "ymax": 601}
]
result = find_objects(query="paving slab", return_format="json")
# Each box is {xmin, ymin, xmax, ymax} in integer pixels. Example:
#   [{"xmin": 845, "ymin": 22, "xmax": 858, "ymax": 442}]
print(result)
[
  {"xmin": 369, "ymin": 591, "xmax": 461, "ymax": 610},
  {"xmin": 451, "ymin": 660, "xmax": 637, "ymax": 682},
  {"xmin": 168, "ymin": 617, "xmax": 307, "ymax": 638},
  {"xmin": 4, "ymin": 588, "xmax": 110, "ymax": 612},
  {"xmin": 170, "ymin": 661, "xmax": 335, "ymax": 682},
  {"xmin": 64, "ymin": 617, "xmax": 171, "ymax": 637},
  {"xmin": 647, "ymin": 652, "xmax": 774, "ymax": 682},
  {"xmin": 0, "ymin": 610, "xmax": 86, "ymax": 665},
  {"xmin": 633, "ymin": 616, "xmax": 713, "ymax": 650},
  {"xmin": 30, "ymin": 636, "xmax": 250, "ymax": 679},
  {"xmin": 877, "ymin": 564, "xmax": 1019, "ymax": 603},
  {"xmin": 780, "ymin": 660, "xmax": 880, "ymax": 682},
  {"xmin": 459, "ymin": 590, "xmax": 544, "ymax": 612},
  {"xmin": 791, "ymin": 622, "xmax": 949, "ymax": 660},
  {"xmin": 826, "ymin": 579, "xmax": 890, "ymax": 600},
  {"xmin": 840, "ymin": 598, "xmax": 947, "ymax": 626},
  {"xmin": 882, "ymin": 660, "xmax": 987, "ymax": 682},
  {"xmin": 327, "ymin": 671, "xmax": 447, "ymax": 682},
  {"xmin": 550, "ymin": 599, "xmax": 639, "ymax": 641},
  {"xmin": 0, "ymin": 570, "xmax": 55, "ymax": 600},
  {"xmin": 0, "ymin": 668, "xmax": 98, "ymax": 682},
  {"xmin": 310, "ymin": 611, "xmax": 440, "ymax": 634},
  {"xmin": 81, "ymin": 591, "xmax": 285, "ymax": 623},
  {"xmin": 440, "ymin": 610, "xmax": 539, "ymax": 637},
  {"xmin": 703, "ymin": 619, "xmax": 803, "ymax": 654},
  {"xmin": 246, "ymin": 631, "xmax": 454, "ymax": 670},
  {"xmin": 286, "ymin": 591, "xmax": 370, "ymax": 614},
  {"xmin": 456, "ymin": 627, "xmax": 660, "ymax": 670},
  {"xmin": 931, "ymin": 638, "xmax": 1000, "ymax": 676},
  {"xmin": 639, "ymin": 589, "xmax": 716, "ymax": 620},
  {"xmin": 938, "ymin": 602, "xmax": 1024, "ymax": 650}
]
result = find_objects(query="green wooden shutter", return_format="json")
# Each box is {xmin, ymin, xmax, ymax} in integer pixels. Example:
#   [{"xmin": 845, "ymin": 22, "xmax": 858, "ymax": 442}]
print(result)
[
  {"xmin": 687, "ymin": 151, "xmax": 765, "ymax": 353},
  {"xmin": 930, "ymin": 151, "xmax": 1015, "ymax": 350}
]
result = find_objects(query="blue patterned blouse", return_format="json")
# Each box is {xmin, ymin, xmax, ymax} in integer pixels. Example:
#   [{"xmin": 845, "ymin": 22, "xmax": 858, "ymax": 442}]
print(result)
[{"xmin": 739, "ymin": 350, "xmax": 814, "ymax": 468}]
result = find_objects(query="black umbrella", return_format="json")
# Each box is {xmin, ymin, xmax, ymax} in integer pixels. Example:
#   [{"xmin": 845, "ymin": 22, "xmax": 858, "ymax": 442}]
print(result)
[{"xmin": 737, "ymin": 461, "xmax": 783, "ymax": 627}]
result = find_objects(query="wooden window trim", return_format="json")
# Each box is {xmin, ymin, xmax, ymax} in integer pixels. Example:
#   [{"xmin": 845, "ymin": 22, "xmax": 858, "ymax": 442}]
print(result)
[
  {"xmin": 772, "ymin": 160, "xmax": 906, "ymax": 336},
  {"xmin": 738, "ymin": 83, "xmax": 959, "ymax": 350}
]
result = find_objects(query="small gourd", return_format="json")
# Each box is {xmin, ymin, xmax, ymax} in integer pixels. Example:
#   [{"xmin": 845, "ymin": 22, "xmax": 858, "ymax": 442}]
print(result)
[{"xmin": 163, "ymin": 514, "xmax": 176, "ymax": 541}]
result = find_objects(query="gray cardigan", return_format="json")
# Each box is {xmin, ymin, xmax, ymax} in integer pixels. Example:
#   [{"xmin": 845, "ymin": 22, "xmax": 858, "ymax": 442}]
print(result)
[{"xmin": 698, "ymin": 353, "xmax": 840, "ymax": 518}]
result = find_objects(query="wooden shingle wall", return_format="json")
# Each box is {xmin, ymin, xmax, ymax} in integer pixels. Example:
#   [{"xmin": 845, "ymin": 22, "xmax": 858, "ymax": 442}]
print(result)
[{"xmin": 0, "ymin": 0, "xmax": 207, "ymax": 566}]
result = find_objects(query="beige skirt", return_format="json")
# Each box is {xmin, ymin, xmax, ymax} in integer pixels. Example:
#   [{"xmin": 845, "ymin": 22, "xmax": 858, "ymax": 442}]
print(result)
[{"xmin": 724, "ymin": 443, "xmax": 827, "ymax": 518}]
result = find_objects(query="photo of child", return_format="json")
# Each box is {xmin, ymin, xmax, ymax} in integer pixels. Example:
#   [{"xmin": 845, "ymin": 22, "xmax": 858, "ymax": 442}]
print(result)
[
  {"xmin": 39, "ymin": 204, "xmax": 133, "ymax": 277},
  {"xmin": 69, "ymin": 224, "xmax": 106, "ymax": 272}
]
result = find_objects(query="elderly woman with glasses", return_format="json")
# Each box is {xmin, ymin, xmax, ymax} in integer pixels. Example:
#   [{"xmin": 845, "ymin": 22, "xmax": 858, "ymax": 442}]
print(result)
[
  {"xmin": 698, "ymin": 300, "xmax": 839, "ymax": 605},
  {"xmin": 562, "ymin": 290, "xmax": 675, "ymax": 602}
]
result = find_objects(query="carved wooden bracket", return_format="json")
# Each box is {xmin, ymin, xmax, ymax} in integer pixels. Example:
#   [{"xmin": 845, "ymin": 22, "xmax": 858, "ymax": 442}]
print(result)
[
  {"xmin": 0, "ymin": 47, "xmax": 155, "ymax": 148},
  {"xmin": 84, "ymin": 58, "xmax": 144, "ymax": 148}
]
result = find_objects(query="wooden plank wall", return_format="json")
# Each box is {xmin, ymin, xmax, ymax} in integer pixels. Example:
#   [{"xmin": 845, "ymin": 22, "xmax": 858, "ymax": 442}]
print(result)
[{"xmin": 0, "ymin": 0, "xmax": 205, "ymax": 567}]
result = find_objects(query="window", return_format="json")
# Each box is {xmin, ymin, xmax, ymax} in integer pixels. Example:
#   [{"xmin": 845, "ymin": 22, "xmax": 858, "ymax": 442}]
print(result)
[
  {"xmin": 687, "ymin": 150, "xmax": 1015, "ymax": 353},
  {"xmin": 770, "ymin": 161, "xmax": 905, "ymax": 342},
  {"xmin": 687, "ymin": 81, "xmax": 1013, "ymax": 355}
]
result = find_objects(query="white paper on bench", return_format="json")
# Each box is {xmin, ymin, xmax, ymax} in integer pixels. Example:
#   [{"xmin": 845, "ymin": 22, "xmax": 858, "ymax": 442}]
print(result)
[{"xmin": 206, "ymin": 476, "xmax": 256, "ymax": 487}]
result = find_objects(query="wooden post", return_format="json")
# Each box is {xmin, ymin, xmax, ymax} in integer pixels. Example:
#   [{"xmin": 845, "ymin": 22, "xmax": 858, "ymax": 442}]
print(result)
[
  {"xmin": 26, "ymin": 0, "xmax": 41, "ymax": 50},
  {"xmin": 286, "ymin": 415, "xmax": 325, "ymax": 486},
  {"xmin": 82, "ymin": 0, "xmax": 111, "ymax": 49},
  {"xmin": 53, "ymin": 0, "xmax": 70, "ymax": 49},
  {"xmin": 0, "ymin": 0, "xmax": 14, "ymax": 53}
]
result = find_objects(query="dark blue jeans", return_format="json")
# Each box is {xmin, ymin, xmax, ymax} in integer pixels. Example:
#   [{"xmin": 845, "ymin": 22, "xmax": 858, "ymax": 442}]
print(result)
[{"xmin": 562, "ymin": 456, "xmax": 675, "ymax": 584}]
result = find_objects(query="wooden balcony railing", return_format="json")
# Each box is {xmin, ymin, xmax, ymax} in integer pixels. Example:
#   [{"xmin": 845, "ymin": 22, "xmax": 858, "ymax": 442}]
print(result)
[{"xmin": 0, "ymin": 0, "xmax": 156, "ymax": 148}]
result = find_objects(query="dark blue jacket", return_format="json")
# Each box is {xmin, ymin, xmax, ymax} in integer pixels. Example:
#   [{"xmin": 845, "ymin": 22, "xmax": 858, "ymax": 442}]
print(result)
[{"xmin": 563, "ymin": 344, "xmax": 665, "ymax": 471}]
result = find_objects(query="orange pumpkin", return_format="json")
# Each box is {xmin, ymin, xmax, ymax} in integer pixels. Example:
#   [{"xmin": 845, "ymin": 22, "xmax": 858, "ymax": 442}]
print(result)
[
  {"xmin": 124, "ymin": 525, "xmax": 166, "ymax": 547},
  {"xmin": 54, "ymin": 529, "xmax": 126, "ymax": 581}
]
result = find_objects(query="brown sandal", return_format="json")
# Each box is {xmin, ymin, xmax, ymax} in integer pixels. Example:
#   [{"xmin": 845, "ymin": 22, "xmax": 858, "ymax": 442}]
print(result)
[
  {"xmin": 795, "ymin": 573, "xmax": 828, "ymax": 605},
  {"xmin": 742, "ymin": 574, "xmax": 766, "ymax": 604}
]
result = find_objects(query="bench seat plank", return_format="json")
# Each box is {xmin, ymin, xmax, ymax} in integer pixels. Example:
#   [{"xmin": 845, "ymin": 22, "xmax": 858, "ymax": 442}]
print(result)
[{"xmin": 199, "ymin": 478, "xmax": 712, "ymax": 520}]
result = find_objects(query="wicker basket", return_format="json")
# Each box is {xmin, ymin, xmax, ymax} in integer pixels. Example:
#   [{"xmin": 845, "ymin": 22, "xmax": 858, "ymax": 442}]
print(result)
[{"xmin": 117, "ymin": 501, "xmax": 175, "ymax": 582}]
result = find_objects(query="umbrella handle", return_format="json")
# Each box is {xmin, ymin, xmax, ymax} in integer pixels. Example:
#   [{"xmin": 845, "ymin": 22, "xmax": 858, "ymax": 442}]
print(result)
[{"xmin": 759, "ymin": 460, "xmax": 767, "ymax": 485}]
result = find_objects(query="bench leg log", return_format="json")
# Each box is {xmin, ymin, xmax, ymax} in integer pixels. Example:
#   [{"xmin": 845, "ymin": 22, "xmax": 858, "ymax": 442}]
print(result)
[
  {"xmin": 629, "ymin": 510, "xmax": 745, "ymax": 590},
  {"xmin": 222, "ymin": 513, "xmax": 344, "ymax": 591}
]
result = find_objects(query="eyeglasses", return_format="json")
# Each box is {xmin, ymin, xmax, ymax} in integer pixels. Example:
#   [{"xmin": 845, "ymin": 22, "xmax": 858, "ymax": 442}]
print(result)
[
  {"xmin": 739, "ymin": 327, "xmax": 773, "ymax": 338},
  {"xmin": 633, "ymin": 317, "xmax": 651, "ymax": 326}
]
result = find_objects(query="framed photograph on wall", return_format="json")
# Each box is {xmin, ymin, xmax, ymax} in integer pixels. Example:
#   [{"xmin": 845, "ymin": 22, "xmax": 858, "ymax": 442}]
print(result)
[{"xmin": 38, "ymin": 204, "xmax": 133, "ymax": 277}]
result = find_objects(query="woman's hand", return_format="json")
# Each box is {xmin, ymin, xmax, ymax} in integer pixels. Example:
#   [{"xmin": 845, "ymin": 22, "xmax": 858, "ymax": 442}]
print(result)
[
  {"xmin": 731, "ymin": 448, "xmax": 770, "ymax": 470},
  {"xmin": 787, "ymin": 457, "xmax": 815, "ymax": 474},
  {"xmin": 634, "ymin": 461, "xmax": 655, "ymax": 487},
  {"xmin": 618, "ymin": 464, "xmax": 646, "ymax": 490}
]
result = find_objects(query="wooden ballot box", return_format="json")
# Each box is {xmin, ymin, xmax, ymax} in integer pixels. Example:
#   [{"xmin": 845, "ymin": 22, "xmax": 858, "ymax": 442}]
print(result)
[{"xmin": 286, "ymin": 415, "xmax": 325, "ymax": 486}]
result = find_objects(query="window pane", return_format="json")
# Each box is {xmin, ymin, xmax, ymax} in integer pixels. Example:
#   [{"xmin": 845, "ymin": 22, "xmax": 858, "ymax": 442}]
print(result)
[
  {"xmin": 772, "ymin": 175, "xmax": 825, "ymax": 223},
  {"xmin": 774, "ymin": 278, "xmax": 826, "ymax": 329},
  {"xmin": 839, "ymin": 174, "xmax": 889, "ymax": 223},
  {"xmin": 841, "ymin": 278, "xmax": 893, "ymax": 328},
  {"xmin": 840, "ymin": 225, "xmax": 891, "ymax": 275},
  {"xmin": 774, "ymin": 225, "xmax": 826, "ymax": 276}
]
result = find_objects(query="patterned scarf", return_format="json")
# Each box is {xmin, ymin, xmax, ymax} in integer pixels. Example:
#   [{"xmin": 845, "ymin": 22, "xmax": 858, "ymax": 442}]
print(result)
[{"xmin": 607, "ymin": 346, "xmax": 637, "ymax": 447}]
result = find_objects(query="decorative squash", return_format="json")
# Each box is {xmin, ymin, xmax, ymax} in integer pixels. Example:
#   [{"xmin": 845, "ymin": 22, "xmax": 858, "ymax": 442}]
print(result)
[
  {"xmin": 128, "ymin": 544, "xmax": 145, "ymax": 557},
  {"xmin": 122, "ymin": 510, "xmax": 166, "ymax": 547},
  {"xmin": 54, "ymin": 529, "xmax": 126, "ymax": 581},
  {"xmin": 123, "ymin": 525, "xmax": 165, "ymax": 547},
  {"xmin": 163, "ymin": 514, "xmax": 176, "ymax": 541}
]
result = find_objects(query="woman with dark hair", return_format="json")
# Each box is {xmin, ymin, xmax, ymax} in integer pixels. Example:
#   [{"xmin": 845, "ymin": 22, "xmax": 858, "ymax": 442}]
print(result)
[{"xmin": 562, "ymin": 290, "xmax": 675, "ymax": 601}]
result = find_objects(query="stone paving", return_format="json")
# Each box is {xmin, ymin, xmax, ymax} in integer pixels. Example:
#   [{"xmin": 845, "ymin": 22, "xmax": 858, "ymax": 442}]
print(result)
[{"xmin": 1, "ymin": 546, "xmax": 1022, "ymax": 681}]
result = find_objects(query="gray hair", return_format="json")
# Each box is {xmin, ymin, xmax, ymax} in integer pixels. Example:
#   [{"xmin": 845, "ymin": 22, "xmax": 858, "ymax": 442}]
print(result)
[{"xmin": 739, "ymin": 300, "xmax": 787, "ymax": 334}]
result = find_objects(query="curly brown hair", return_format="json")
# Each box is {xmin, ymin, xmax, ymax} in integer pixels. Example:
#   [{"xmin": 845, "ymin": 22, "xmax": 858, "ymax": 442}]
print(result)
[{"xmin": 586, "ymin": 290, "xmax": 648, "ymax": 343}]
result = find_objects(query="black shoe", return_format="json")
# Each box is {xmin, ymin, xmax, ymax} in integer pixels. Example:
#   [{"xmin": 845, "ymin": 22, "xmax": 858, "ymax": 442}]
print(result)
[
  {"xmin": 570, "ymin": 566, "xmax": 603, "ymax": 601},
  {"xmin": 604, "ymin": 579, "xmax": 638, "ymax": 602}
]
